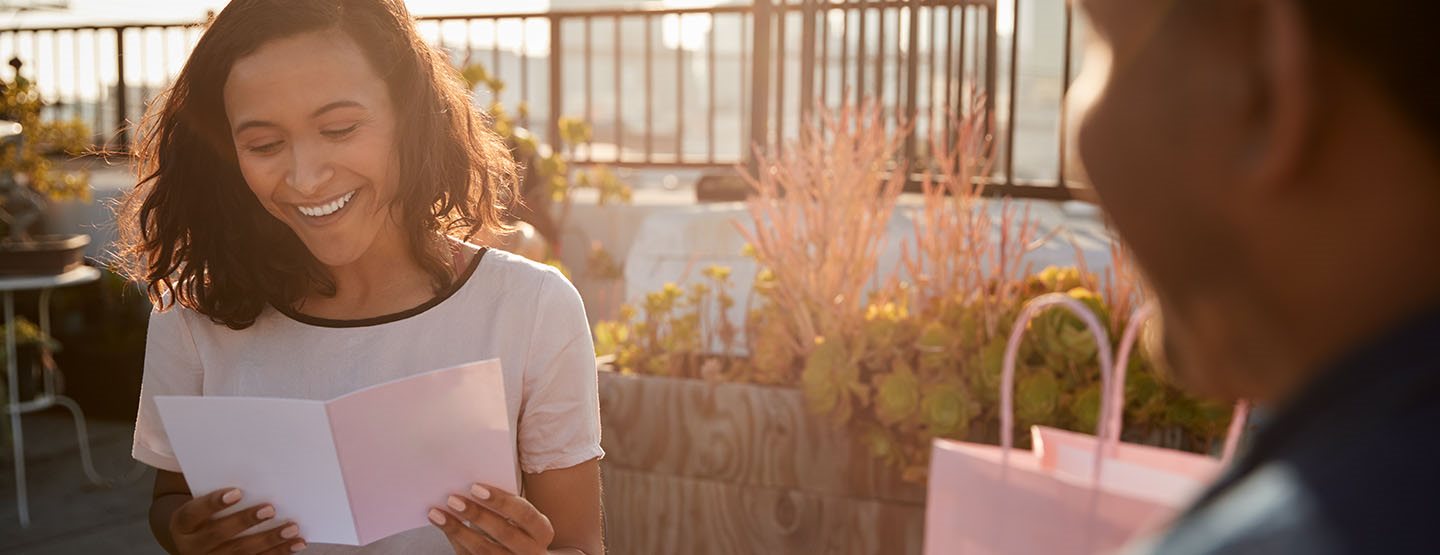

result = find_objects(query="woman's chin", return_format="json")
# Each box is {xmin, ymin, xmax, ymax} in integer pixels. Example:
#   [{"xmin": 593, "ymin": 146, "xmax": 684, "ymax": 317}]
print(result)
[{"xmin": 301, "ymin": 241, "xmax": 367, "ymax": 269}]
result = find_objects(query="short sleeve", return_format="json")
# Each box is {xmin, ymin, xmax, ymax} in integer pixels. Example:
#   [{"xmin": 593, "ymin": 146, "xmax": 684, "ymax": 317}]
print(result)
[
  {"xmin": 131, "ymin": 305, "xmax": 204, "ymax": 472},
  {"xmin": 516, "ymin": 270, "xmax": 605, "ymax": 474}
]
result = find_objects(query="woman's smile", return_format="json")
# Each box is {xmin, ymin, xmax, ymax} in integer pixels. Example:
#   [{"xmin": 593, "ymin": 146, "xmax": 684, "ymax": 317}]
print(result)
[{"xmin": 292, "ymin": 188, "xmax": 361, "ymax": 224}]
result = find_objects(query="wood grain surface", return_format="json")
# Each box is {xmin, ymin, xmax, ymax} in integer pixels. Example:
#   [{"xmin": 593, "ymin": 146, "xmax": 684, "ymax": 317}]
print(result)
[{"xmin": 598, "ymin": 371, "xmax": 927, "ymax": 554}]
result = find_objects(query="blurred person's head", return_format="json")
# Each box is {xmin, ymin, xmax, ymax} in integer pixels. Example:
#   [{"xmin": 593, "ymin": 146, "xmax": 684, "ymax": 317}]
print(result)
[
  {"xmin": 117, "ymin": 0, "xmax": 516, "ymax": 329},
  {"xmin": 1071, "ymin": 0, "xmax": 1440, "ymax": 402}
]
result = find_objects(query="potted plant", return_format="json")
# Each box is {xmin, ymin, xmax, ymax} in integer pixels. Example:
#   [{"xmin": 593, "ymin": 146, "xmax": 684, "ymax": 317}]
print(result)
[
  {"xmin": 459, "ymin": 63, "xmax": 631, "ymax": 261},
  {"xmin": 591, "ymin": 101, "xmax": 1237, "ymax": 554},
  {"xmin": 0, "ymin": 57, "xmax": 92, "ymax": 275}
]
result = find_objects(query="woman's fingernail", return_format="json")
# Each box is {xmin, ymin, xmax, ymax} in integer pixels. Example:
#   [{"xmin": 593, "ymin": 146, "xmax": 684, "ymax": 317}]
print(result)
[
  {"xmin": 256, "ymin": 506, "xmax": 276, "ymax": 520},
  {"xmin": 470, "ymin": 484, "xmax": 491, "ymax": 500},
  {"xmin": 291, "ymin": 541, "xmax": 307, "ymax": 552},
  {"xmin": 428, "ymin": 509, "xmax": 447, "ymax": 526},
  {"xmin": 222, "ymin": 489, "xmax": 242, "ymax": 505},
  {"xmin": 446, "ymin": 495, "xmax": 465, "ymax": 511},
  {"xmin": 281, "ymin": 525, "xmax": 300, "ymax": 539}
]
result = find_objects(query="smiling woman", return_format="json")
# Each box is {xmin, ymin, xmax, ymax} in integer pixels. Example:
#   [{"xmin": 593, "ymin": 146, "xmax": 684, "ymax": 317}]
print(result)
[
  {"xmin": 112, "ymin": 2, "xmax": 605, "ymax": 555},
  {"xmin": 222, "ymin": 31, "xmax": 411, "ymax": 271}
]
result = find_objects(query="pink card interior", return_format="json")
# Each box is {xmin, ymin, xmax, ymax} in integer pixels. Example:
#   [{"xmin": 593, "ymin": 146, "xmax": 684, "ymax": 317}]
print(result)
[{"xmin": 325, "ymin": 359, "xmax": 517, "ymax": 545}]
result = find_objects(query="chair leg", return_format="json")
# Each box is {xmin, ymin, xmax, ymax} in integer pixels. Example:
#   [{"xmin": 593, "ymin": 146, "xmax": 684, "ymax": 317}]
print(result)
[
  {"xmin": 49, "ymin": 395, "xmax": 148, "ymax": 488},
  {"xmin": 51, "ymin": 395, "xmax": 108, "ymax": 487},
  {"xmin": 5, "ymin": 290, "xmax": 29, "ymax": 528}
]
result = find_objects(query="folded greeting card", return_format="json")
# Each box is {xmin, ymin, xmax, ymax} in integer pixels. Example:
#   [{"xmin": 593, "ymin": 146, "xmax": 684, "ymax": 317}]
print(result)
[{"xmin": 156, "ymin": 359, "xmax": 517, "ymax": 546}]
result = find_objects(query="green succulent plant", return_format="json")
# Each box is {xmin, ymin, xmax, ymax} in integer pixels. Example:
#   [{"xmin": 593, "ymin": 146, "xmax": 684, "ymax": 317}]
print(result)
[{"xmin": 598, "ymin": 264, "xmax": 1238, "ymax": 483}]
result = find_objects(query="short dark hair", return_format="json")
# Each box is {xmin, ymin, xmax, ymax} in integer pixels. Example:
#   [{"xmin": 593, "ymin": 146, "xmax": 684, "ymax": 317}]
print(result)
[
  {"xmin": 1301, "ymin": 1, "xmax": 1440, "ymax": 153},
  {"xmin": 116, "ymin": 0, "xmax": 518, "ymax": 329}
]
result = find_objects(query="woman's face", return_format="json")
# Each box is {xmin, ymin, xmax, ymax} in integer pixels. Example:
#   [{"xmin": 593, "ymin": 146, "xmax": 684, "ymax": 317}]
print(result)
[{"xmin": 223, "ymin": 29, "xmax": 402, "ymax": 268}]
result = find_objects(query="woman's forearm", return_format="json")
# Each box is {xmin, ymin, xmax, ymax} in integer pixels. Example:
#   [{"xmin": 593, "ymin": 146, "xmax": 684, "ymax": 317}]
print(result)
[{"xmin": 149, "ymin": 493, "xmax": 190, "ymax": 554}]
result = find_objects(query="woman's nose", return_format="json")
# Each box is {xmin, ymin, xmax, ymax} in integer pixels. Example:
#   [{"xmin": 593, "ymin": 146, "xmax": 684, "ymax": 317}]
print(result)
[{"xmin": 284, "ymin": 142, "xmax": 335, "ymax": 195}]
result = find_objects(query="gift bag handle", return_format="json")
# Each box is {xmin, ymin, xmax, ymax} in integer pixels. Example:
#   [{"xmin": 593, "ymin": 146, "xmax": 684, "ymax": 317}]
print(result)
[
  {"xmin": 1000, "ymin": 294, "xmax": 1118, "ymax": 469},
  {"xmin": 1108, "ymin": 302, "xmax": 1250, "ymax": 463}
]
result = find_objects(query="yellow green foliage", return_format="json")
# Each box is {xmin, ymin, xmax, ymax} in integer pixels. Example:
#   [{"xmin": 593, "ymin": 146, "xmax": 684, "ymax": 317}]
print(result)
[
  {"xmin": 598, "ymin": 264, "xmax": 1238, "ymax": 483},
  {"xmin": 1, "ymin": 69, "xmax": 92, "ymax": 238},
  {"xmin": 597, "ymin": 266, "xmax": 738, "ymax": 381}
]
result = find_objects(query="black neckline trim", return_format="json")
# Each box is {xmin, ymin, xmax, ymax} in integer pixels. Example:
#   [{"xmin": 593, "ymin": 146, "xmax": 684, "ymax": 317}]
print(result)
[{"xmin": 275, "ymin": 247, "xmax": 488, "ymax": 329}]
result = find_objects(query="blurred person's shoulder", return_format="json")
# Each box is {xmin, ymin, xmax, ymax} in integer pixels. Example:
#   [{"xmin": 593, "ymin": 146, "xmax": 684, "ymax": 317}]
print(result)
[
  {"xmin": 1134, "ymin": 419, "xmax": 1440, "ymax": 554},
  {"xmin": 1133, "ymin": 309, "xmax": 1440, "ymax": 554}
]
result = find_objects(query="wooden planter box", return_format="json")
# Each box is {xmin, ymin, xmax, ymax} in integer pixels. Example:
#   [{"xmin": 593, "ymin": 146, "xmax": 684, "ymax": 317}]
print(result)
[{"xmin": 598, "ymin": 371, "xmax": 926, "ymax": 554}]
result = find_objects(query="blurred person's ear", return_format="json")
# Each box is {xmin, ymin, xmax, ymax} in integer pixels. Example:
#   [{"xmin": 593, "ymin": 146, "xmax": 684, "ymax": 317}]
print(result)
[{"xmin": 1244, "ymin": 0, "xmax": 1317, "ymax": 194}]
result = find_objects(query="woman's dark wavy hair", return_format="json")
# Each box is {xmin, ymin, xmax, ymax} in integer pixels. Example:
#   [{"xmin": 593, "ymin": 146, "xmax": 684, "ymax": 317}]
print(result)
[{"xmin": 115, "ymin": 0, "xmax": 517, "ymax": 330}]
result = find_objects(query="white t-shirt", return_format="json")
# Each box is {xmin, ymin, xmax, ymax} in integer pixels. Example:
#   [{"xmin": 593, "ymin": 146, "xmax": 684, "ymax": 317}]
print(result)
[{"xmin": 132, "ymin": 246, "xmax": 603, "ymax": 554}]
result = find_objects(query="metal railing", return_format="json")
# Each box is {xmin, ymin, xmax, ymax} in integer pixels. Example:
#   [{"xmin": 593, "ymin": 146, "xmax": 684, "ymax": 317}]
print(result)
[{"xmin": 0, "ymin": 0, "xmax": 1086, "ymax": 200}]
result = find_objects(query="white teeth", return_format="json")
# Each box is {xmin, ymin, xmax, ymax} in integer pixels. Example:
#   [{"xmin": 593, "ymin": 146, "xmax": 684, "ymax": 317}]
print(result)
[{"xmin": 298, "ymin": 190, "xmax": 357, "ymax": 218}]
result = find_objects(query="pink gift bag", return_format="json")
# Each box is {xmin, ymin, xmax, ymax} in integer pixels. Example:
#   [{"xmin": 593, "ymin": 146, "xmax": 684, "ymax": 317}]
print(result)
[
  {"xmin": 923, "ymin": 297, "xmax": 1247, "ymax": 555},
  {"xmin": 1031, "ymin": 303, "xmax": 1248, "ymax": 518}
]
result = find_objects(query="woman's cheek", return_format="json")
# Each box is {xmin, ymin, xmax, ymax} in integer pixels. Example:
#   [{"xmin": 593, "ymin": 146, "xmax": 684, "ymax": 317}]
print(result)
[{"xmin": 236, "ymin": 156, "xmax": 287, "ymax": 218}]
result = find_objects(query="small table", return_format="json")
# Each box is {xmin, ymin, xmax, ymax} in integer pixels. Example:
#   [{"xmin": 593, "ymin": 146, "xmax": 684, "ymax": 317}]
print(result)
[{"xmin": 2, "ymin": 266, "xmax": 111, "ymax": 527}]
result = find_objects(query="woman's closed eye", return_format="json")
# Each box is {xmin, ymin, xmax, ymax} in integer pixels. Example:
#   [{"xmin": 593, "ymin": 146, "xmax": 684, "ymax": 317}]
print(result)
[
  {"xmin": 246, "ymin": 140, "xmax": 284, "ymax": 155},
  {"xmin": 321, "ymin": 122, "xmax": 362, "ymax": 140}
]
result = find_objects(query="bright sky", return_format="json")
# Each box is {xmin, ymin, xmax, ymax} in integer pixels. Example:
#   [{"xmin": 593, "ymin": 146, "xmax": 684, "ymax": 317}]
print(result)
[
  {"xmin": 4, "ymin": 1, "xmax": 559, "ymax": 26},
  {"xmin": 3, "ymin": 0, "xmax": 1011, "ymax": 103},
  {"xmin": 2, "ymin": 0, "xmax": 737, "ymax": 100}
]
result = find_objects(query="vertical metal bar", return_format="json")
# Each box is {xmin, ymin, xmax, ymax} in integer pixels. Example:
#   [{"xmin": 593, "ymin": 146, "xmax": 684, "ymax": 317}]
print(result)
[
  {"xmin": 741, "ymin": 13, "xmax": 750, "ymax": 159},
  {"xmin": 887, "ymin": 8, "xmax": 898, "ymax": 121},
  {"xmin": 957, "ymin": 6, "xmax": 966, "ymax": 111},
  {"xmin": 464, "ymin": 17, "xmax": 474, "ymax": 66},
  {"xmin": 6, "ymin": 291, "xmax": 30, "ymax": 528},
  {"xmin": 491, "ymin": 18, "xmax": 500, "ymax": 76},
  {"xmin": 985, "ymin": 5, "xmax": 998, "ymax": 183},
  {"xmin": 676, "ymin": 14, "xmax": 685, "ymax": 163},
  {"xmin": 869, "ymin": 5, "xmax": 881, "ymax": 106},
  {"xmin": 708, "ymin": 13, "xmax": 717, "ymax": 163},
  {"xmin": 137, "ymin": 28, "xmax": 149, "ymax": 117},
  {"xmin": 52, "ymin": 31, "xmax": 65, "ymax": 120},
  {"xmin": 521, "ymin": 17, "xmax": 530, "ymax": 130},
  {"xmin": 1057, "ymin": 1, "xmax": 1074, "ymax": 186},
  {"xmin": 876, "ymin": 6, "xmax": 886, "ymax": 107},
  {"xmin": 585, "ymin": 17, "xmax": 593, "ymax": 158},
  {"xmin": 855, "ymin": 1, "xmax": 866, "ymax": 107},
  {"xmin": 162, "ymin": 27, "xmax": 173, "ymax": 83},
  {"xmin": 799, "ymin": 0, "xmax": 817, "ymax": 133},
  {"xmin": 437, "ymin": 19, "xmax": 447, "ymax": 50},
  {"xmin": 115, "ymin": 27, "xmax": 129, "ymax": 148},
  {"xmin": 773, "ymin": 4, "xmax": 786, "ymax": 148},
  {"xmin": 819, "ymin": 1, "xmax": 829, "ymax": 110},
  {"xmin": 93, "ymin": 29, "xmax": 103, "ymax": 139},
  {"xmin": 839, "ymin": 3, "xmax": 849, "ymax": 105},
  {"xmin": 1005, "ymin": 0, "xmax": 1020, "ymax": 186},
  {"xmin": 944, "ymin": 6, "xmax": 955, "ymax": 142},
  {"xmin": 614, "ymin": 15, "xmax": 623, "ymax": 161},
  {"xmin": 73, "ymin": 30, "xmax": 84, "ymax": 123},
  {"xmin": 749, "ymin": 0, "xmax": 773, "ymax": 170},
  {"xmin": 904, "ymin": 0, "xmax": 921, "ymax": 164},
  {"xmin": 29, "ymin": 31, "xmax": 39, "ymax": 87},
  {"xmin": 644, "ymin": 14, "xmax": 654, "ymax": 163},
  {"xmin": 929, "ymin": 5, "xmax": 938, "ymax": 135},
  {"xmin": 547, "ymin": 15, "xmax": 562, "ymax": 150}
]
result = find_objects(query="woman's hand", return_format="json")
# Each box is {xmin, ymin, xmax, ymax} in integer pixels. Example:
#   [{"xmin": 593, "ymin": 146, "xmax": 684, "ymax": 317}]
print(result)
[
  {"xmin": 168, "ymin": 488, "xmax": 307, "ymax": 554},
  {"xmin": 429, "ymin": 483, "xmax": 556, "ymax": 555}
]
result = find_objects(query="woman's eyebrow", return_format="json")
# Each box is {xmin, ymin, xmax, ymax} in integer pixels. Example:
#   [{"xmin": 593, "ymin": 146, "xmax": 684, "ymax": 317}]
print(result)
[
  {"xmin": 311, "ymin": 100, "xmax": 364, "ymax": 119},
  {"xmin": 232, "ymin": 118, "xmax": 277, "ymax": 135}
]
